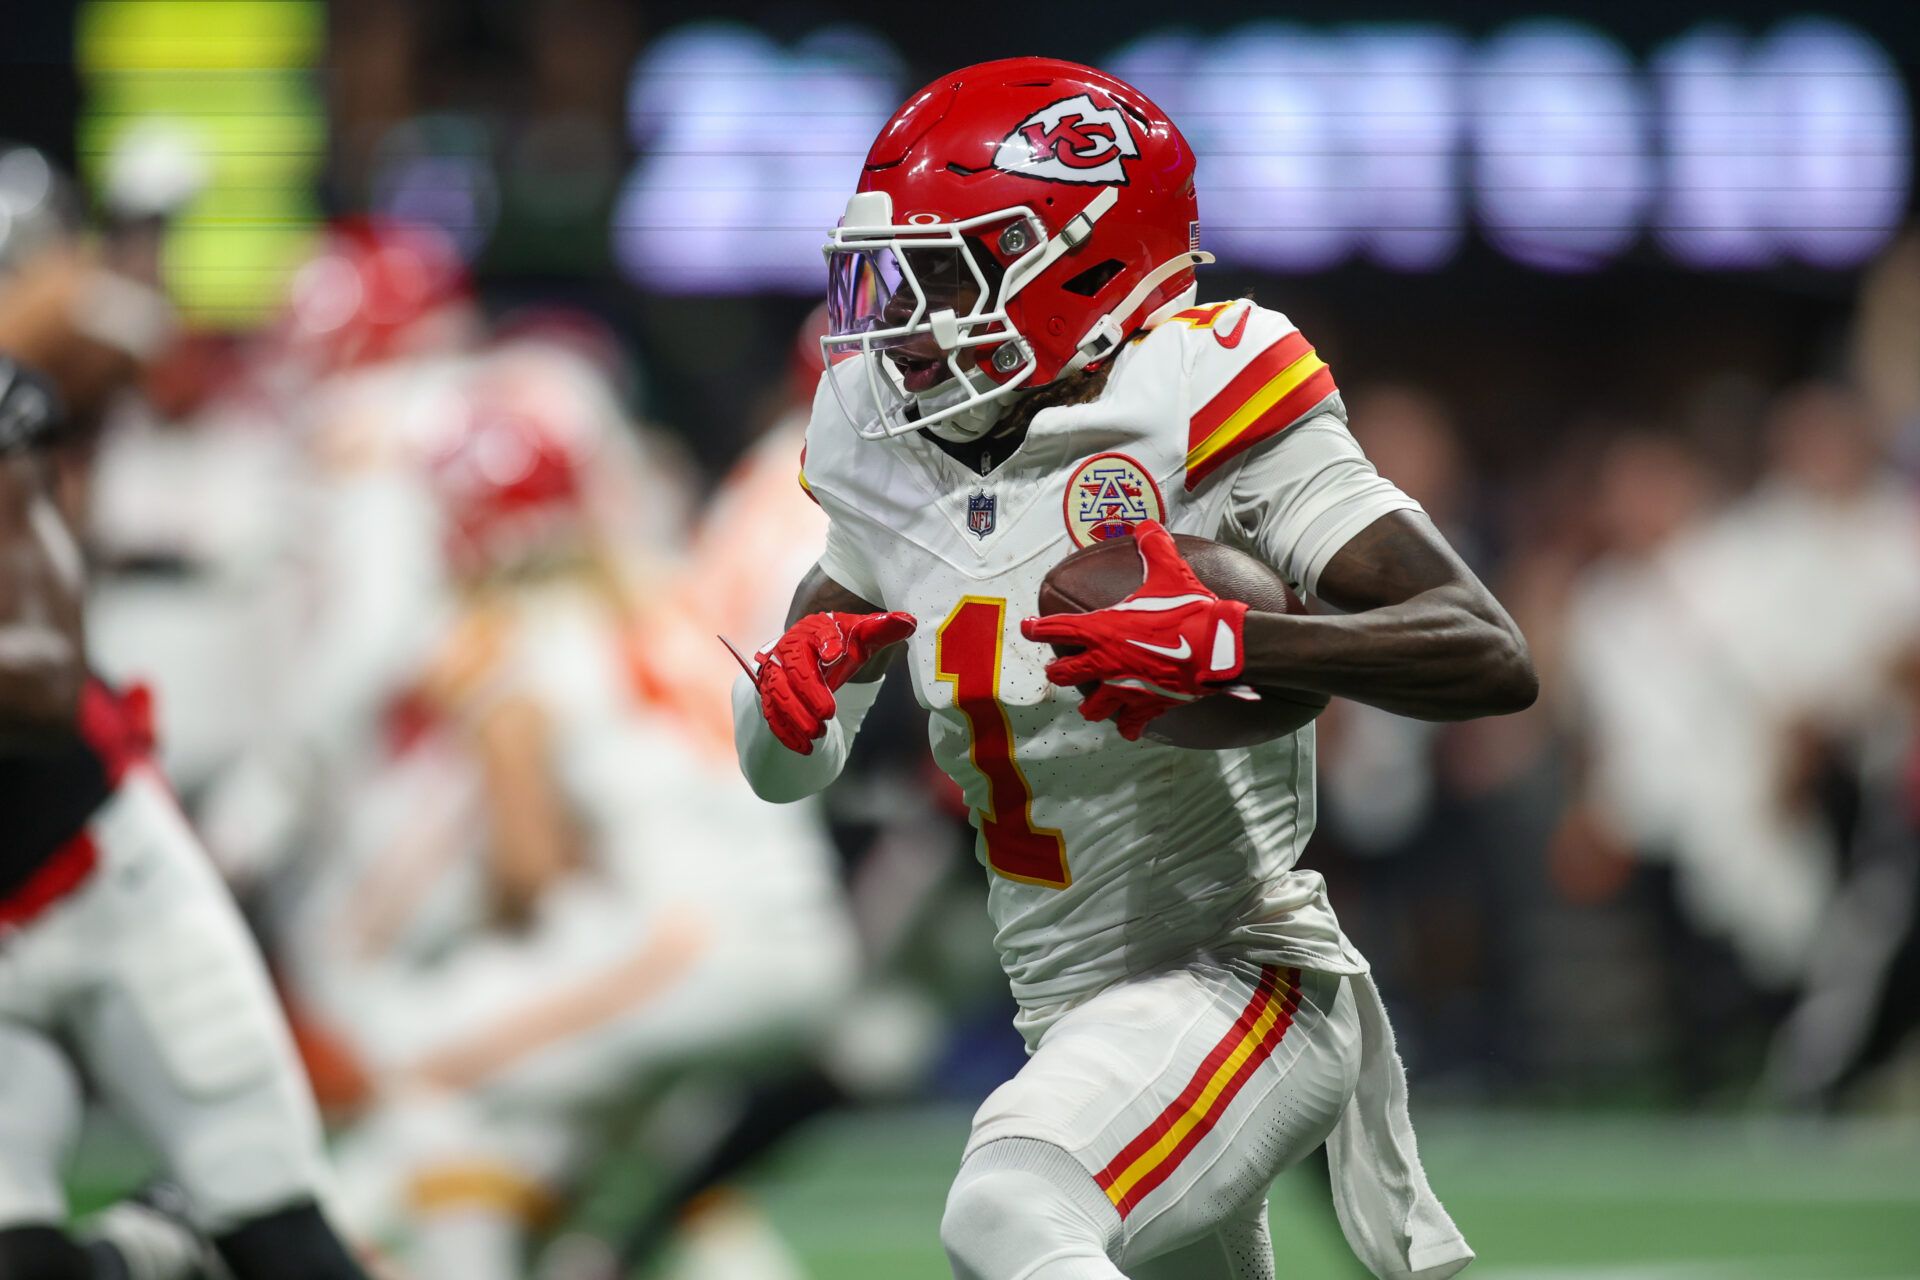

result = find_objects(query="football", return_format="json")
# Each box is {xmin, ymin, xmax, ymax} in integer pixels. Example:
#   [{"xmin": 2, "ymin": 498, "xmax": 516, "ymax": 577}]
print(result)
[{"xmin": 1036, "ymin": 533, "xmax": 1330, "ymax": 749}]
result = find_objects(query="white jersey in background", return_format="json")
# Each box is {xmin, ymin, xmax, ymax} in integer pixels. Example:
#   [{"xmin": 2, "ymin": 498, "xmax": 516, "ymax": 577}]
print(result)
[
  {"xmin": 799, "ymin": 299, "xmax": 1419, "ymax": 1043},
  {"xmin": 85, "ymin": 401, "xmax": 306, "ymax": 792},
  {"xmin": 314, "ymin": 579, "xmax": 854, "ymax": 1280},
  {"xmin": 290, "ymin": 578, "xmax": 850, "ymax": 1074}
]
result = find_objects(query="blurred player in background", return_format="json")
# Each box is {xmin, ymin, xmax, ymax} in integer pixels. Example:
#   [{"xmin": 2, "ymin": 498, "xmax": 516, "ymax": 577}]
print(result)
[
  {"xmin": 1561, "ymin": 385, "xmax": 1920, "ymax": 1098},
  {"xmin": 584, "ymin": 306, "xmax": 974, "ymax": 1279},
  {"xmin": 255, "ymin": 349, "xmax": 857, "ymax": 1280},
  {"xmin": 192, "ymin": 220, "xmax": 696, "ymax": 884},
  {"xmin": 81, "ymin": 217, "xmax": 472, "ymax": 810},
  {"xmin": 1761, "ymin": 235, "xmax": 1920, "ymax": 1108},
  {"xmin": 185, "ymin": 219, "xmax": 487, "ymax": 882},
  {"xmin": 0, "ymin": 343, "xmax": 368, "ymax": 1280},
  {"xmin": 736, "ymin": 58, "xmax": 1536, "ymax": 1279}
]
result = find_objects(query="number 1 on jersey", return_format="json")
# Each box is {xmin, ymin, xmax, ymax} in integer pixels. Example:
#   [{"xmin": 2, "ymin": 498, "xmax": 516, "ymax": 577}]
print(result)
[{"xmin": 935, "ymin": 597, "xmax": 1071, "ymax": 889}]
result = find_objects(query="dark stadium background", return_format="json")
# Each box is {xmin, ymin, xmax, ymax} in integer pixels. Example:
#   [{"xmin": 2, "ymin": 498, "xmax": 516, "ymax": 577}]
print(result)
[{"xmin": 8, "ymin": 0, "xmax": 1916, "ymax": 470}]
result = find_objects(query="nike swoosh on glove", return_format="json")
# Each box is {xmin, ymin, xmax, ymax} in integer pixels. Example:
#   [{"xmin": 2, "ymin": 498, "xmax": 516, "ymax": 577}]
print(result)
[
  {"xmin": 748, "ymin": 610, "xmax": 916, "ymax": 754},
  {"xmin": 1020, "ymin": 521, "xmax": 1248, "ymax": 741}
]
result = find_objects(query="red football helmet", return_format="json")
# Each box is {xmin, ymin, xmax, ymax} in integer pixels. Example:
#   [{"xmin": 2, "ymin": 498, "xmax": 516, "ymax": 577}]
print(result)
[
  {"xmin": 423, "ymin": 373, "xmax": 598, "ymax": 579},
  {"xmin": 279, "ymin": 217, "xmax": 471, "ymax": 375},
  {"xmin": 822, "ymin": 58, "xmax": 1209, "ymax": 440}
]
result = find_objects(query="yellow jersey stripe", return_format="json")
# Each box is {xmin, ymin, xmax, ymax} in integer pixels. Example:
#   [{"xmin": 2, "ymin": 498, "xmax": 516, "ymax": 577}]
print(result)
[{"xmin": 1185, "ymin": 349, "xmax": 1327, "ymax": 475}]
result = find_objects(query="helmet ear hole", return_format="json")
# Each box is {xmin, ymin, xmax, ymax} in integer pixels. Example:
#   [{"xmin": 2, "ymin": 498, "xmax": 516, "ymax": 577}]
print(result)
[{"xmin": 1062, "ymin": 259, "xmax": 1125, "ymax": 298}]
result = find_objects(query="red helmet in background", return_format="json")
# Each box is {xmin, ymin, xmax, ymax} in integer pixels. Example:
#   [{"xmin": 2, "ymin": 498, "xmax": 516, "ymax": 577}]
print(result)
[
  {"xmin": 424, "ymin": 373, "xmax": 597, "ymax": 580},
  {"xmin": 822, "ymin": 58, "xmax": 1209, "ymax": 440},
  {"xmin": 280, "ymin": 217, "xmax": 471, "ymax": 376}
]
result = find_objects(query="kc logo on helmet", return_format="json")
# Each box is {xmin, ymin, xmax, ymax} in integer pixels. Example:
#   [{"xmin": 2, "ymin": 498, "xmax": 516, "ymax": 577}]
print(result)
[{"xmin": 993, "ymin": 94, "xmax": 1139, "ymax": 185}]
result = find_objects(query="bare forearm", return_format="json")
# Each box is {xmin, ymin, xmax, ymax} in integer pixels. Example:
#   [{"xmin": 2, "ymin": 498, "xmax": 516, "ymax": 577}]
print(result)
[
  {"xmin": 476, "ymin": 697, "xmax": 581, "ymax": 925},
  {"xmin": 784, "ymin": 562, "xmax": 894, "ymax": 682},
  {"xmin": 1242, "ymin": 587, "xmax": 1536, "ymax": 720},
  {"xmin": 1243, "ymin": 510, "xmax": 1537, "ymax": 721}
]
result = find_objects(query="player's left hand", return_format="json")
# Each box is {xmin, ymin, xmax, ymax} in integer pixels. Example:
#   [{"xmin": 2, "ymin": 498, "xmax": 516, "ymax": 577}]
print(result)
[{"xmin": 1021, "ymin": 521, "xmax": 1248, "ymax": 740}]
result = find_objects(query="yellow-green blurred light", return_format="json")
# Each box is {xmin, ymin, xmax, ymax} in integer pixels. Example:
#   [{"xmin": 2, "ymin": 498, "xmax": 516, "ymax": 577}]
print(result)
[{"xmin": 78, "ymin": 1, "xmax": 326, "ymax": 325}]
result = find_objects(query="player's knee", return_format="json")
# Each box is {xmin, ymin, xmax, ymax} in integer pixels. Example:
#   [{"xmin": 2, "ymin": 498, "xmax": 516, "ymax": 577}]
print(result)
[
  {"xmin": 941, "ymin": 1143, "xmax": 1118, "ymax": 1280},
  {"xmin": 941, "ymin": 1166, "xmax": 1024, "ymax": 1273},
  {"xmin": 214, "ymin": 1200, "xmax": 370, "ymax": 1280},
  {"xmin": 0, "ymin": 1225, "xmax": 90, "ymax": 1280}
]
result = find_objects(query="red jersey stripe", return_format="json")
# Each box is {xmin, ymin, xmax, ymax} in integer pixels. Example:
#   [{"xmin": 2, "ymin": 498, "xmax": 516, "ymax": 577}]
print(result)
[
  {"xmin": 1187, "ymin": 331, "xmax": 1313, "ymax": 453},
  {"xmin": 0, "ymin": 831, "xmax": 99, "ymax": 929},
  {"xmin": 1109, "ymin": 976, "xmax": 1302, "ymax": 1216},
  {"xmin": 1093, "ymin": 967, "xmax": 1303, "ymax": 1216},
  {"xmin": 1095, "ymin": 966, "xmax": 1280, "ymax": 1184},
  {"xmin": 1185, "ymin": 363, "xmax": 1337, "ymax": 490}
]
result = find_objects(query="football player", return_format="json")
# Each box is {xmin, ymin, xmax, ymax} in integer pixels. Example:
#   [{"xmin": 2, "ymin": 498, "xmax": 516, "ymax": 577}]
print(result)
[
  {"xmin": 0, "ymin": 355, "xmax": 370, "ymax": 1280},
  {"xmin": 733, "ymin": 60, "xmax": 1536, "ymax": 1280},
  {"xmin": 192, "ymin": 218, "xmax": 482, "ymax": 885},
  {"xmin": 295, "ymin": 361, "xmax": 854, "ymax": 1280}
]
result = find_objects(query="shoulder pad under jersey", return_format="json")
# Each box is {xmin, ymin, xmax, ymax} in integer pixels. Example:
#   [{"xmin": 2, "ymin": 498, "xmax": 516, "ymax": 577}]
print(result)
[
  {"xmin": 794, "ymin": 359, "xmax": 922, "ymax": 532},
  {"xmin": 1152, "ymin": 300, "xmax": 1338, "ymax": 491},
  {"xmin": 797, "ymin": 363, "xmax": 861, "ymax": 506}
]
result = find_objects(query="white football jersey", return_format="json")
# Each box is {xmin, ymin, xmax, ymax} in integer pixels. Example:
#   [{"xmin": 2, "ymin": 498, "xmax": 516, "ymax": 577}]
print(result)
[{"xmin": 801, "ymin": 300, "xmax": 1421, "ymax": 1041}]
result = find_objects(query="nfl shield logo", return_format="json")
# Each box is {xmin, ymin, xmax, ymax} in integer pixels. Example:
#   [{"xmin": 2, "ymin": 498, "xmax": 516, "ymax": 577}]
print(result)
[{"xmin": 967, "ymin": 490, "xmax": 996, "ymax": 540}]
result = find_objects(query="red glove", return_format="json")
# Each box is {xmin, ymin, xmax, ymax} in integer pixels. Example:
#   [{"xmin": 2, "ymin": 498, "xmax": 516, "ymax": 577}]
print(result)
[
  {"xmin": 747, "ymin": 611, "xmax": 916, "ymax": 754},
  {"xmin": 1020, "ymin": 521, "xmax": 1248, "ymax": 741},
  {"xmin": 1070, "ymin": 680, "xmax": 1194, "ymax": 744}
]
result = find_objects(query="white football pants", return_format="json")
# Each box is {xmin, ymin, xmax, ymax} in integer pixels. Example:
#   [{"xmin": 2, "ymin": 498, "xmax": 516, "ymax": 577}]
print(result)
[
  {"xmin": 944, "ymin": 961, "xmax": 1360, "ymax": 1279},
  {"xmin": 0, "ymin": 767, "xmax": 332, "ymax": 1234}
]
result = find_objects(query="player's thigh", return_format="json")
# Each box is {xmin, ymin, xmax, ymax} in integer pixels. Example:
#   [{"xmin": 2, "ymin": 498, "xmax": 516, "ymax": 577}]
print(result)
[
  {"xmin": 0, "ymin": 1020, "xmax": 83, "ymax": 1230},
  {"xmin": 1120, "ymin": 972, "xmax": 1358, "ymax": 1268},
  {"xmin": 966, "ymin": 961, "xmax": 1358, "ymax": 1264},
  {"xmin": 1127, "ymin": 1195, "xmax": 1272, "ymax": 1280},
  {"xmin": 64, "ymin": 770, "xmax": 328, "ymax": 1232}
]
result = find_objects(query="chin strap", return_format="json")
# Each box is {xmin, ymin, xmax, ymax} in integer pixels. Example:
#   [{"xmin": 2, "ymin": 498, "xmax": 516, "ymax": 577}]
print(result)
[
  {"xmin": 922, "ymin": 396, "xmax": 1007, "ymax": 443},
  {"xmin": 1065, "ymin": 250, "xmax": 1216, "ymax": 376}
]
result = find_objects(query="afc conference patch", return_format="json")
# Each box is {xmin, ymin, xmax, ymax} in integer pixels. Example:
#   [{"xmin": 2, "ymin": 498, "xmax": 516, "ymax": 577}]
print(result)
[
  {"xmin": 967, "ymin": 489, "xmax": 997, "ymax": 539},
  {"xmin": 1064, "ymin": 452, "xmax": 1165, "ymax": 547}
]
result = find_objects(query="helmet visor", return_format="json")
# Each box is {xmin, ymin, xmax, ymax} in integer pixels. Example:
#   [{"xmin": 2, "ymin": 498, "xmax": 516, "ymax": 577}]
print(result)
[
  {"xmin": 825, "ymin": 241, "xmax": 991, "ymax": 345},
  {"xmin": 825, "ymin": 246, "xmax": 904, "ymax": 341}
]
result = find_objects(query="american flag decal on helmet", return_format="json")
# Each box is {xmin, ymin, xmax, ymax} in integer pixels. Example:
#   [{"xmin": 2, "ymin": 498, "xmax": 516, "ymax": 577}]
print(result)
[{"xmin": 1189, "ymin": 220, "xmax": 1201, "ymax": 252}]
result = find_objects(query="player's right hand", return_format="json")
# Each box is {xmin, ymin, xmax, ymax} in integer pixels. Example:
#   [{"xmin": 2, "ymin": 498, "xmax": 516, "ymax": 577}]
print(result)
[{"xmin": 751, "ymin": 611, "xmax": 916, "ymax": 753}]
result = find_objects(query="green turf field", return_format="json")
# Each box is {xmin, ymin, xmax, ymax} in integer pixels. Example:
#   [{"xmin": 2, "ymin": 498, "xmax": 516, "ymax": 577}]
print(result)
[
  {"xmin": 71, "ymin": 1105, "xmax": 1920, "ymax": 1277},
  {"xmin": 709, "ymin": 1107, "xmax": 1920, "ymax": 1279}
]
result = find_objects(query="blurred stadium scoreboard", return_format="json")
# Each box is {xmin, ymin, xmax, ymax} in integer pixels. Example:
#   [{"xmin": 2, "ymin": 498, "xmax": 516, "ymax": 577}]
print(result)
[
  {"xmin": 609, "ymin": 13, "xmax": 1913, "ymax": 293},
  {"xmin": 41, "ymin": 2, "xmax": 1917, "ymax": 322},
  {"xmin": 76, "ymin": 0, "xmax": 324, "ymax": 322}
]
